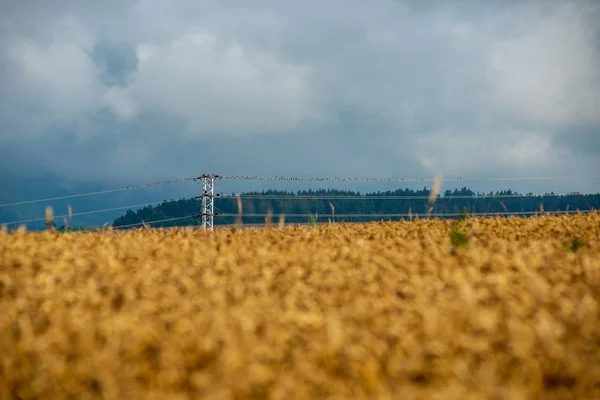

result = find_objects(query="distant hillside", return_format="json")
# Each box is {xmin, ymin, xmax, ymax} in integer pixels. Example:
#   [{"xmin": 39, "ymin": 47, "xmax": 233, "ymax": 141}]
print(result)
[
  {"xmin": 112, "ymin": 187, "xmax": 600, "ymax": 228},
  {"xmin": 0, "ymin": 171, "xmax": 186, "ymax": 230},
  {"xmin": 0, "ymin": 172, "xmax": 105, "ymax": 230}
]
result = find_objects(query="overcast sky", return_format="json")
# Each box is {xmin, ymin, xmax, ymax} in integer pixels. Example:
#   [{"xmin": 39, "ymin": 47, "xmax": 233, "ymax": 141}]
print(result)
[{"xmin": 0, "ymin": 0, "xmax": 599, "ymax": 195}]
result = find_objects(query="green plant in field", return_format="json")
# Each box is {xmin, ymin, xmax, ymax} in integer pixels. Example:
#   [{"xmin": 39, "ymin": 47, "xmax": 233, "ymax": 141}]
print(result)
[
  {"xmin": 309, "ymin": 213, "xmax": 318, "ymax": 227},
  {"xmin": 450, "ymin": 228, "xmax": 469, "ymax": 248},
  {"xmin": 449, "ymin": 223, "xmax": 469, "ymax": 254},
  {"xmin": 564, "ymin": 237, "xmax": 585, "ymax": 252},
  {"xmin": 458, "ymin": 208, "xmax": 469, "ymax": 221}
]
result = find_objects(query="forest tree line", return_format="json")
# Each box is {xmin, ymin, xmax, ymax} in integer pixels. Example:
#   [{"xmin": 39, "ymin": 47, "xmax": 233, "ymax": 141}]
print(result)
[{"xmin": 112, "ymin": 187, "xmax": 599, "ymax": 228}]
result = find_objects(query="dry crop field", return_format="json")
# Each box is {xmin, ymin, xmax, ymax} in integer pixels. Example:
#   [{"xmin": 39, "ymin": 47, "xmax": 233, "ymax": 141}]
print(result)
[{"xmin": 1, "ymin": 214, "xmax": 600, "ymax": 399}]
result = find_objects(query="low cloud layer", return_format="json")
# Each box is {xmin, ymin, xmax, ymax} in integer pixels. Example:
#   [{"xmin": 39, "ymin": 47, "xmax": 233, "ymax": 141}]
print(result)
[{"xmin": 0, "ymin": 0, "xmax": 598, "ymax": 194}]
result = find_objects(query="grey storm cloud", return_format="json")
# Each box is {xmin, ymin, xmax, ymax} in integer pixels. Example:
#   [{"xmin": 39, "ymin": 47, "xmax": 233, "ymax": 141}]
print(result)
[{"xmin": 0, "ymin": 0, "xmax": 598, "ymax": 194}]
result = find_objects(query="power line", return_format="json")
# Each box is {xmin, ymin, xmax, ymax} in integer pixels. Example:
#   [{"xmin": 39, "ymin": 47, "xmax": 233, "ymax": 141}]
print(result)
[
  {"xmin": 77, "ymin": 209, "xmax": 598, "ymax": 230},
  {"xmin": 2, "ymin": 172, "xmax": 598, "ymax": 209},
  {"xmin": 219, "ymin": 174, "xmax": 600, "ymax": 183},
  {"xmin": 2, "ymin": 199, "xmax": 185, "ymax": 226},
  {"xmin": 3, "ymin": 172, "xmax": 598, "ymax": 230},
  {"xmin": 0, "ymin": 177, "xmax": 198, "ymax": 208},
  {"xmin": 71, "ymin": 209, "xmax": 600, "ymax": 230},
  {"xmin": 4, "ymin": 192, "xmax": 596, "ymax": 227},
  {"xmin": 214, "ymin": 210, "xmax": 596, "ymax": 219},
  {"xmin": 219, "ymin": 193, "xmax": 599, "ymax": 200},
  {"xmin": 112, "ymin": 215, "xmax": 200, "ymax": 230}
]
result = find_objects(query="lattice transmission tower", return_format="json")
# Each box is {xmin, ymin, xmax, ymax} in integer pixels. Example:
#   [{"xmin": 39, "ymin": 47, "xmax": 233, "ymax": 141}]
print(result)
[{"xmin": 200, "ymin": 174, "xmax": 218, "ymax": 231}]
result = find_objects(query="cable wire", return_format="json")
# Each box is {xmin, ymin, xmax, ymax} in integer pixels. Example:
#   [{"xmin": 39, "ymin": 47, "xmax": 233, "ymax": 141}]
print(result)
[
  {"xmin": 89, "ymin": 209, "xmax": 600, "ymax": 230},
  {"xmin": 2, "ymin": 199, "xmax": 185, "ymax": 226},
  {"xmin": 219, "ymin": 193, "xmax": 599, "ymax": 200},
  {"xmin": 112, "ymin": 215, "xmax": 200, "ymax": 230},
  {"xmin": 4, "ymin": 191, "xmax": 596, "ymax": 227},
  {"xmin": 0, "ymin": 177, "xmax": 198, "ymax": 208},
  {"xmin": 214, "ymin": 210, "xmax": 596, "ymax": 219},
  {"xmin": 3, "ymin": 173, "xmax": 598, "ymax": 209},
  {"xmin": 219, "ymin": 174, "xmax": 600, "ymax": 183}
]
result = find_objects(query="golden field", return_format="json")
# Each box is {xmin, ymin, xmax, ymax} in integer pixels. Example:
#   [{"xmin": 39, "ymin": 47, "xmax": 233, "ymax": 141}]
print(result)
[{"xmin": 1, "ymin": 214, "xmax": 600, "ymax": 399}]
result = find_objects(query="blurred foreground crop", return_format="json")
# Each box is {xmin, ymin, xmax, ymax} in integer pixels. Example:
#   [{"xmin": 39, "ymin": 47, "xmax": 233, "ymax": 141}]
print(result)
[{"xmin": 1, "ymin": 214, "xmax": 600, "ymax": 399}]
